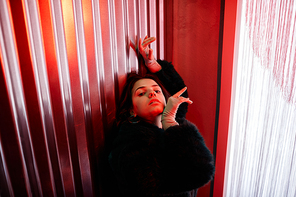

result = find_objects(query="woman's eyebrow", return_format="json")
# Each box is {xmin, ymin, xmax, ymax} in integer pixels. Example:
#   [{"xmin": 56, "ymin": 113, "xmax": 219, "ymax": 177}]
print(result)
[
  {"xmin": 135, "ymin": 86, "xmax": 146, "ymax": 92},
  {"xmin": 134, "ymin": 84, "xmax": 160, "ymax": 92}
]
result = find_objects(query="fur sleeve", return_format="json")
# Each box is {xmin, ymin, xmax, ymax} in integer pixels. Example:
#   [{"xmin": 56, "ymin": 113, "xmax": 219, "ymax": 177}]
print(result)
[
  {"xmin": 154, "ymin": 60, "xmax": 188, "ymax": 119},
  {"xmin": 161, "ymin": 119, "xmax": 215, "ymax": 193}
]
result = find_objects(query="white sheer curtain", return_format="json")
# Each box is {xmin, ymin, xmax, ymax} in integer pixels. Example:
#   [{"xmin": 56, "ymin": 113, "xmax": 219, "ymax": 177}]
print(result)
[{"xmin": 224, "ymin": 0, "xmax": 296, "ymax": 196}]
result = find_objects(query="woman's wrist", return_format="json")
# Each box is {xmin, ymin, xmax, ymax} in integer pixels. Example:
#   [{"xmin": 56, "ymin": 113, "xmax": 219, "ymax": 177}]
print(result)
[{"xmin": 146, "ymin": 59, "xmax": 162, "ymax": 73}]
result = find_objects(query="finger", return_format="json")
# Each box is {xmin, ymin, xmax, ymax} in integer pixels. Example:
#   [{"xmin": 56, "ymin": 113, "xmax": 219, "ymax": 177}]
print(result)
[
  {"xmin": 138, "ymin": 38, "xmax": 144, "ymax": 51},
  {"xmin": 148, "ymin": 49, "xmax": 154, "ymax": 60},
  {"xmin": 185, "ymin": 98, "xmax": 193, "ymax": 104},
  {"xmin": 178, "ymin": 97, "xmax": 193, "ymax": 105},
  {"xmin": 173, "ymin": 87, "xmax": 187, "ymax": 98},
  {"xmin": 143, "ymin": 37, "xmax": 156, "ymax": 45},
  {"xmin": 142, "ymin": 35, "xmax": 149, "ymax": 43},
  {"xmin": 142, "ymin": 37, "xmax": 156, "ymax": 47}
]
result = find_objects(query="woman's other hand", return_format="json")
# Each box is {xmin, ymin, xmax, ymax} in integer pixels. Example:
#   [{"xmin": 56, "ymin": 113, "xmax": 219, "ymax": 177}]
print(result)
[{"xmin": 161, "ymin": 87, "xmax": 193, "ymax": 130}]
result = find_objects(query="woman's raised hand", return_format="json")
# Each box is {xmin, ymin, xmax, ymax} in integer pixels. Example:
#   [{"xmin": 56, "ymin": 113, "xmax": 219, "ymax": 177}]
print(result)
[
  {"xmin": 161, "ymin": 87, "xmax": 193, "ymax": 130},
  {"xmin": 138, "ymin": 36, "xmax": 155, "ymax": 59},
  {"xmin": 130, "ymin": 36, "xmax": 161, "ymax": 73}
]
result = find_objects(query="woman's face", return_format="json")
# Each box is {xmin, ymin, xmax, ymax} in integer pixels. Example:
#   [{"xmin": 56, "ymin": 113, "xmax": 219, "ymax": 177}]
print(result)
[{"xmin": 131, "ymin": 78, "xmax": 166, "ymax": 121}]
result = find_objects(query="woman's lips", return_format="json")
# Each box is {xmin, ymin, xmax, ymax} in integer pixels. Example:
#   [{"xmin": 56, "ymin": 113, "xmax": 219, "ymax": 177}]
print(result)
[{"xmin": 149, "ymin": 99, "xmax": 160, "ymax": 105}]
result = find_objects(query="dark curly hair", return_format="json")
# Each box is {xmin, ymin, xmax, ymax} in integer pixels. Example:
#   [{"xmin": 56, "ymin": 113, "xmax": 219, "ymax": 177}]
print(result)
[{"xmin": 116, "ymin": 72, "xmax": 169, "ymax": 126}]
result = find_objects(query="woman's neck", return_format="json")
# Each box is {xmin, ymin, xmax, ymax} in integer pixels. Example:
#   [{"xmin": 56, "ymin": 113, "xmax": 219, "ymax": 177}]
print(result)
[
  {"xmin": 154, "ymin": 115, "xmax": 163, "ymax": 128},
  {"xmin": 144, "ymin": 114, "xmax": 162, "ymax": 128}
]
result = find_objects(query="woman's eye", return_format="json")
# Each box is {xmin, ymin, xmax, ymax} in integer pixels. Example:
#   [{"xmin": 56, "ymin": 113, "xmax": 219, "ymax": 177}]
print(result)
[
  {"xmin": 155, "ymin": 90, "xmax": 161, "ymax": 93},
  {"xmin": 138, "ymin": 92, "xmax": 145, "ymax": 96}
]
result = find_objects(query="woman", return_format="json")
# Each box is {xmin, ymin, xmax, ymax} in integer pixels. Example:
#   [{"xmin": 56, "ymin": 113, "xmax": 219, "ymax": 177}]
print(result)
[{"xmin": 108, "ymin": 37, "xmax": 215, "ymax": 196}]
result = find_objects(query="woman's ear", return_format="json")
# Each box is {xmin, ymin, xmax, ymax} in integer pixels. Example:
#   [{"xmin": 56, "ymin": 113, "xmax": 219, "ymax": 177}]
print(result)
[{"xmin": 130, "ymin": 109, "xmax": 136, "ymax": 117}]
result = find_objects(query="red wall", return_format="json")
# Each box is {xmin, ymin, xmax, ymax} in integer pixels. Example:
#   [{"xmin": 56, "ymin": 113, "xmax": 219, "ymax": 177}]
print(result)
[
  {"xmin": 214, "ymin": 0, "xmax": 238, "ymax": 196},
  {"xmin": 166, "ymin": 0, "xmax": 222, "ymax": 196}
]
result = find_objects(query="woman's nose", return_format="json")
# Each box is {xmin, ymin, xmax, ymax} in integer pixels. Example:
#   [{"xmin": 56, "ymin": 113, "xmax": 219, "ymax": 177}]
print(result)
[{"xmin": 149, "ymin": 91, "xmax": 156, "ymax": 98}]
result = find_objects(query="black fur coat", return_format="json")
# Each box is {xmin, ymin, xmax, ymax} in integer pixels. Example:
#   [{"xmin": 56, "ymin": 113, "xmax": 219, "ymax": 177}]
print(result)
[
  {"xmin": 108, "ymin": 60, "xmax": 215, "ymax": 196},
  {"xmin": 109, "ymin": 118, "xmax": 215, "ymax": 196}
]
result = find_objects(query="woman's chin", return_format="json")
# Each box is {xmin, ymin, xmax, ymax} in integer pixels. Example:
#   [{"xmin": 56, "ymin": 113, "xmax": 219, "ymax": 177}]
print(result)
[
  {"xmin": 150, "ymin": 107, "xmax": 164, "ymax": 116},
  {"xmin": 139, "ymin": 109, "xmax": 163, "ymax": 121}
]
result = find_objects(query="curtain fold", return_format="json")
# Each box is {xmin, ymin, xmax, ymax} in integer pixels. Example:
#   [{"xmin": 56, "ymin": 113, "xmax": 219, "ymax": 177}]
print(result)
[{"xmin": 225, "ymin": 0, "xmax": 296, "ymax": 196}]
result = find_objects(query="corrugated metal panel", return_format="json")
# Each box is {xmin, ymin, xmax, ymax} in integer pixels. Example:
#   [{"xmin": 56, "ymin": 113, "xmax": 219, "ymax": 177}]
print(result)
[{"xmin": 0, "ymin": 0, "xmax": 164, "ymax": 196}]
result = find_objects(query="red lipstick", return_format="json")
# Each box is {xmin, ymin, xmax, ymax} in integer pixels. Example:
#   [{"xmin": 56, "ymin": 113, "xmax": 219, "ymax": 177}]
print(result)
[{"xmin": 149, "ymin": 99, "xmax": 160, "ymax": 105}]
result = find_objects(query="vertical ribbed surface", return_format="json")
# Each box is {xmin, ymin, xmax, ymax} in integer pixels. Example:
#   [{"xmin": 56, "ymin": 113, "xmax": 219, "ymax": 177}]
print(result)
[{"xmin": 0, "ymin": 0, "xmax": 164, "ymax": 196}]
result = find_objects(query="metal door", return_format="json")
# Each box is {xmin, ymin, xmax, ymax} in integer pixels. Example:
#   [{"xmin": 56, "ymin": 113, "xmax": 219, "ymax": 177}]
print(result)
[{"xmin": 0, "ymin": 0, "xmax": 164, "ymax": 196}]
